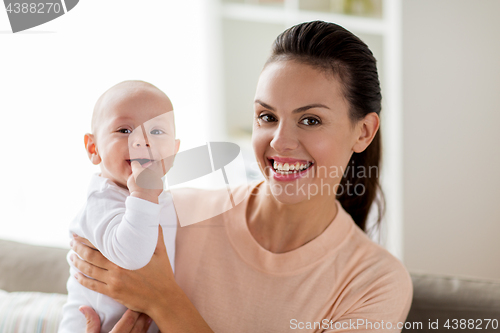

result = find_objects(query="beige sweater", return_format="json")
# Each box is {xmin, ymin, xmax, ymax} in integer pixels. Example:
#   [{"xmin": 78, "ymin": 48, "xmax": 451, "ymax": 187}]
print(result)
[{"xmin": 174, "ymin": 183, "xmax": 412, "ymax": 332}]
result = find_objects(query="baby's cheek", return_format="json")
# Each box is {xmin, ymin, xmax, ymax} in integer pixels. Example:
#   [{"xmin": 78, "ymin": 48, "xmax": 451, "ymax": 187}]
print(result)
[{"xmin": 156, "ymin": 140, "xmax": 177, "ymax": 160}]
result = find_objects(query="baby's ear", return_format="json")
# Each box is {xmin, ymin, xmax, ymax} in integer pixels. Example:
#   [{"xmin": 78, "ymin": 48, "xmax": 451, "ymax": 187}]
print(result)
[
  {"xmin": 174, "ymin": 139, "xmax": 180, "ymax": 155},
  {"xmin": 84, "ymin": 134, "xmax": 101, "ymax": 165}
]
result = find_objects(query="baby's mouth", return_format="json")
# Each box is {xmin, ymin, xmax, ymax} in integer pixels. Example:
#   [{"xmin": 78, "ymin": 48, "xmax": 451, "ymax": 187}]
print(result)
[{"xmin": 126, "ymin": 158, "xmax": 154, "ymax": 166}]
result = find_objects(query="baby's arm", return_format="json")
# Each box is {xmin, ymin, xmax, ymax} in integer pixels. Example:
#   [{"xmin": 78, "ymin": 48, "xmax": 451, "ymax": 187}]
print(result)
[
  {"xmin": 80, "ymin": 162, "xmax": 165, "ymax": 270},
  {"xmin": 79, "ymin": 162, "xmax": 166, "ymax": 270},
  {"xmin": 81, "ymin": 191, "xmax": 161, "ymax": 270}
]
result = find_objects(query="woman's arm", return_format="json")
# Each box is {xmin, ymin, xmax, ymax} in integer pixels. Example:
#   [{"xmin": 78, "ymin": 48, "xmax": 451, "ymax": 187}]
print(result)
[{"xmin": 71, "ymin": 226, "xmax": 214, "ymax": 333}]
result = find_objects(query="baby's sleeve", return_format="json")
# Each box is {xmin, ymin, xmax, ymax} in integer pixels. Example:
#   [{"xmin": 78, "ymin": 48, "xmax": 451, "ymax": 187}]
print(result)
[{"xmin": 80, "ymin": 190, "xmax": 161, "ymax": 270}]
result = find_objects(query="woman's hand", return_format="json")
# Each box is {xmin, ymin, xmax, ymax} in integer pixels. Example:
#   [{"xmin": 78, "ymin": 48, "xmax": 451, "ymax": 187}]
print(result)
[
  {"xmin": 80, "ymin": 306, "xmax": 153, "ymax": 333},
  {"xmin": 70, "ymin": 226, "xmax": 174, "ymax": 314},
  {"xmin": 71, "ymin": 226, "xmax": 213, "ymax": 332}
]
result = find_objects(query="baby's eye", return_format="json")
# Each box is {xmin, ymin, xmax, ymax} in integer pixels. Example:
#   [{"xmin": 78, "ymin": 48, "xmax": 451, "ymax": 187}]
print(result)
[
  {"xmin": 118, "ymin": 128, "xmax": 132, "ymax": 134},
  {"xmin": 299, "ymin": 117, "xmax": 321, "ymax": 126},
  {"xmin": 257, "ymin": 114, "xmax": 277, "ymax": 123},
  {"xmin": 150, "ymin": 129, "xmax": 165, "ymax": 135}
]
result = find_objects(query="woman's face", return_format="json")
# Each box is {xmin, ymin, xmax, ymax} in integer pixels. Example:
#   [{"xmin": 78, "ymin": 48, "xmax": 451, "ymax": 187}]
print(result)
[{"xmin": 252, "ymin": 60, "xmax": 373, "ymax": 204}]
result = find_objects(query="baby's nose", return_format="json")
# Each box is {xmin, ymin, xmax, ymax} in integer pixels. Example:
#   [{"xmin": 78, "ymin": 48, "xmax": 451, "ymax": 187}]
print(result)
[
  {"xmin": 130, "ymin": 134, "xmax": 151, "ymax": 148},
  {"xmin": 134, "ymin": 142, "xmax": 150, "ymax": 147}
]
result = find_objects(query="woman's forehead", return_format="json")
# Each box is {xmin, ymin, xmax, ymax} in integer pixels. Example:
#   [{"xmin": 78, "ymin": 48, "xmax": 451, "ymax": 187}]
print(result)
[{"xmin": 255, "ymin": 60, "xmax": 347, "ymax": 110}]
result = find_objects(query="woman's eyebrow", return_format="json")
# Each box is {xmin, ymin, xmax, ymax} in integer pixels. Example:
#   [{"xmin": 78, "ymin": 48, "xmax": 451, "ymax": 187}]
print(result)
[
  {"xmin": 254, "ymin": 99, "xmax": 330, "ymax": 113},
  {"xmin": 255, "ymin": 100, "xmax": 275, "ymax": 111},
  {"xmin": 292, "ymin": 104, "xmax": 330, "ymax": 113}
]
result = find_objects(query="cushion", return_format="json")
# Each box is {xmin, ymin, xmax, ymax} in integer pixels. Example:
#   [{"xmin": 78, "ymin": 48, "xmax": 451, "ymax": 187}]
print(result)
[
  {"xmin": 404, "ymin": 273, "xmax": 500, "ymax": 332},
  {"xmin": 0, "ymin": 239, "xmax": 69, "ymax": 294},
  {"xmin": 0, "ymin": 289, "xmax": 66, "ymax": 333}
]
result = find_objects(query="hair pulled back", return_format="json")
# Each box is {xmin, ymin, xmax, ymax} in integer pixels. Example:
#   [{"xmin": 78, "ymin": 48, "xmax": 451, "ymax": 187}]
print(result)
[{"xmin": 267, "ymin": 20, "xmax": 384, "ymax": 233}]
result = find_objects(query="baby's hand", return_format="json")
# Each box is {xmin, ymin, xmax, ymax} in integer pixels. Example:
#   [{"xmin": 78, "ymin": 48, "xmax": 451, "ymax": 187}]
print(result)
[{"xmin": 127, "ymin": 161, "xmax": 163, "ymax": 204}]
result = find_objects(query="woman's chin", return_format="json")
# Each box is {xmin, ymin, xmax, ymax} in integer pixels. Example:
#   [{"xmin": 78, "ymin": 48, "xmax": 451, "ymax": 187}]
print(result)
[{"xmin": 266, "ymin": 180, "xmax": 313, "ymax": 205}]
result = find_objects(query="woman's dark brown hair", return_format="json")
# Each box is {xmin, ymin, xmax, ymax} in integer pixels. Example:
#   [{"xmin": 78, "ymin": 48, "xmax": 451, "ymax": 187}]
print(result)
[{"xmin": 266, "ymin": 20, "xmax": 384, "ymax": 233}]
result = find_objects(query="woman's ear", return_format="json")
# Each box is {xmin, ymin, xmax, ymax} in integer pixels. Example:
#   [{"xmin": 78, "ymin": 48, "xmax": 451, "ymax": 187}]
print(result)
[
  {"xmin": 352, "ymin": 113, "xmax": 380, "ymax": 153},
  {"xmin": 84, "ymin": 133, "xmax": 101, "ymax": 165}
]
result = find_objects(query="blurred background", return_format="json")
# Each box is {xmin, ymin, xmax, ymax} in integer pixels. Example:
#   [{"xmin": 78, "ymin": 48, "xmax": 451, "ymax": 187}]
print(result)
[{"xmin": 0, "ymin": 0, "xmax": 498, "ymax": 280}]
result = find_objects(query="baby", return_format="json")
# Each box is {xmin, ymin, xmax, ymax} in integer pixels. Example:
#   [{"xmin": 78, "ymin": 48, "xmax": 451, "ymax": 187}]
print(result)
[{"xmin": 59, "ymin": 81, "xmax": 180, "ymax": 333}]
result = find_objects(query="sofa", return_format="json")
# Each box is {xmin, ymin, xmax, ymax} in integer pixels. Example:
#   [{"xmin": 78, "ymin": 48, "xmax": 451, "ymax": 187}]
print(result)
[{"xmin": 1, "ymin": 239, "xmax": 499, "ymax": 332}]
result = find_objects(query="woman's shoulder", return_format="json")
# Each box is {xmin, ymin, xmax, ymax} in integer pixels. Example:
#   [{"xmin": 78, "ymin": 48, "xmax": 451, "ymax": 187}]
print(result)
[
  {"xmin": 336, "ymin": 222, "xmax": 413, "ymax": 311},
  {"xmin": 170, "ymin": 184, "xmax": 248, "ymax": 208},
  {"xmin": 321, "ymin": 213, "xmax": 413, "ymax": 322},
  {"xmin": 348, "ymin": 225, "xmax": 411, "ymax": 281},
  {"xmin": 327, "ymin": 203, "xmax": 412, "ymax": 287},
  {"xmin": 170, "ymin": 183, "xmax": 251, "ymax": 227}
]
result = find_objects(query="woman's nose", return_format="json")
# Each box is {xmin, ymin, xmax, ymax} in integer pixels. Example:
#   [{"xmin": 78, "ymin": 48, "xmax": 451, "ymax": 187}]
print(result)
[{"xmin": 270, "ymin": 124, "xmax": 299, "ymax": 153}]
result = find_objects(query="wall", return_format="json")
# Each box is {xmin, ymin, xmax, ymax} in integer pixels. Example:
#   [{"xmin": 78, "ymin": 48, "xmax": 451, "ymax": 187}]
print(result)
[
  {"xmin": 403, "ymin": 0, "xmax": 500, "ymax": 279},
  {"xmin": 0, "ymin": 0, "xmax": 211, "ymax": 248}
]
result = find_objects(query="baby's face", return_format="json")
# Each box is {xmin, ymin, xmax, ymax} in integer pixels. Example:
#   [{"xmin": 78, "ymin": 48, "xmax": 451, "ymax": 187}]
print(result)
[{"xmin": 94, "ymin": 88, "xmax": 178, "ymax": 188}]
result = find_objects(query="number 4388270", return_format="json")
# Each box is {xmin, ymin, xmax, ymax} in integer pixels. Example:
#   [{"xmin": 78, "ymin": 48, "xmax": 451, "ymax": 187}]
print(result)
[
  {"xmin": 444, "ymin": 319, "xmax": 498, "ymax": 330},
  {"xmin": 6, "ymin": 3, "xmax": 62, "ymax": 14}
]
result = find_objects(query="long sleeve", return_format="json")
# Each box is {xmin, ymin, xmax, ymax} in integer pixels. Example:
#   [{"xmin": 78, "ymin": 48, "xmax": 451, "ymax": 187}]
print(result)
[
  {"xmin": 61, "ymin": 175, "xmax": 166, "ymax": 333},
  {"xmin": 70, "ymin": 180, "xmax": 161, "ymax": 270}
]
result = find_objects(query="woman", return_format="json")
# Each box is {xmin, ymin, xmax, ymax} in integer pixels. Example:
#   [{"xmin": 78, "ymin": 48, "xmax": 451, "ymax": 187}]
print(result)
[{"xmin": 71, "ymin": 21, "xmax": 413, "ymax": 332}]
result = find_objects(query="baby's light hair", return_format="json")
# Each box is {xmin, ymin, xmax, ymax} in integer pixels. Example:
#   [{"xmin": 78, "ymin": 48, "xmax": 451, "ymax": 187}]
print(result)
[{"xmin": 91, "ymin": 80, "xmax": 175, "ymax": 138}]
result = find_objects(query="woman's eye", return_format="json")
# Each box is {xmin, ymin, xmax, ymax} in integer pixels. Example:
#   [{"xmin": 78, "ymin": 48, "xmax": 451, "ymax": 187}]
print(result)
[
  {"xmin": 150, "ymin": 129, "xmax": 165, "ymax": 135},
  {"xmin": 258, "ymin": 114, "xmax": 277, "ymax": 123},
  {"xmin": 300, "ymin": 117, "xmax": 321, "ymax": 126},
  {"xmin": 118, "ymin": 128, "xmax": 132, "ymax": 134}
]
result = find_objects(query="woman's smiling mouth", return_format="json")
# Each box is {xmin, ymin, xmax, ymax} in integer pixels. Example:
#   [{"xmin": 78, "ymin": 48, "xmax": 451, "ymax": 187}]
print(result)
[{"xmin": 267, "ymin": 157, "xmax": 314, "ymax": 180}]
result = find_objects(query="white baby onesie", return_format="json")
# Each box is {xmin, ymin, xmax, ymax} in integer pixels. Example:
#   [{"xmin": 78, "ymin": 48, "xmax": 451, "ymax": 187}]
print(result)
[{"xmin": 58, "ymin": 174, "xmax": 177, "ymax": 333}]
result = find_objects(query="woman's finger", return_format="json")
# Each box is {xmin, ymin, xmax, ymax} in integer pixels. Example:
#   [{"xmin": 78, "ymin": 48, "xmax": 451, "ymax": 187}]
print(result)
[
  {"xmin": 80, "ymin": 306, "xmax": 101, "ymax": 333},
  {"xmin": 131, "ymin": 313, "xmax": 153, "ymax": 333},
  {"xmin": 155, "ymin": 225, "xmax": 166, "ymax": 254},
  {"xmin": 109, "ymin": 309, "xmax": 151, "ymax": 333},
  {"xmin": 71, "ymin": 253, "xmax": 107, "ymax": 282},
  {"xmin": 75, "ymin": 271, "xmax": 108, "ymax": 295},
  {"xmin": 72, "ymin": 234, "xmax": 97, "ymax": 250},
  {"xmin": 72, "ymin": 237, "xmax": 110, "ymax": 269}
]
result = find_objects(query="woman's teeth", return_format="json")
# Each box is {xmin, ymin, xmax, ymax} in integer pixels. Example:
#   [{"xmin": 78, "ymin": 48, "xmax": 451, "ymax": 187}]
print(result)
[{"xmin": 272, "ymin": 160, "xmax": 312, "ymax": 174}]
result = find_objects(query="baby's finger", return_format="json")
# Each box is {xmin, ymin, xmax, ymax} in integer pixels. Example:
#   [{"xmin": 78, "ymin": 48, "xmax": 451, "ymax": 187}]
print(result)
[
  {"xmin": 130, "ymin": 160, "xmax": 145, "ymax": 177},
  {"xmin": 135, "ymin": 165, "xmax": 164, "ymax": 190}
]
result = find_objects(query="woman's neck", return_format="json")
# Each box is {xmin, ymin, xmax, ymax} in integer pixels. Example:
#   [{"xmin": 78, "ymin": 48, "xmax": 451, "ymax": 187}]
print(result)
[{"xmin": 246, "ymin": 182, "xmax": 338, "ymax": 254}]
